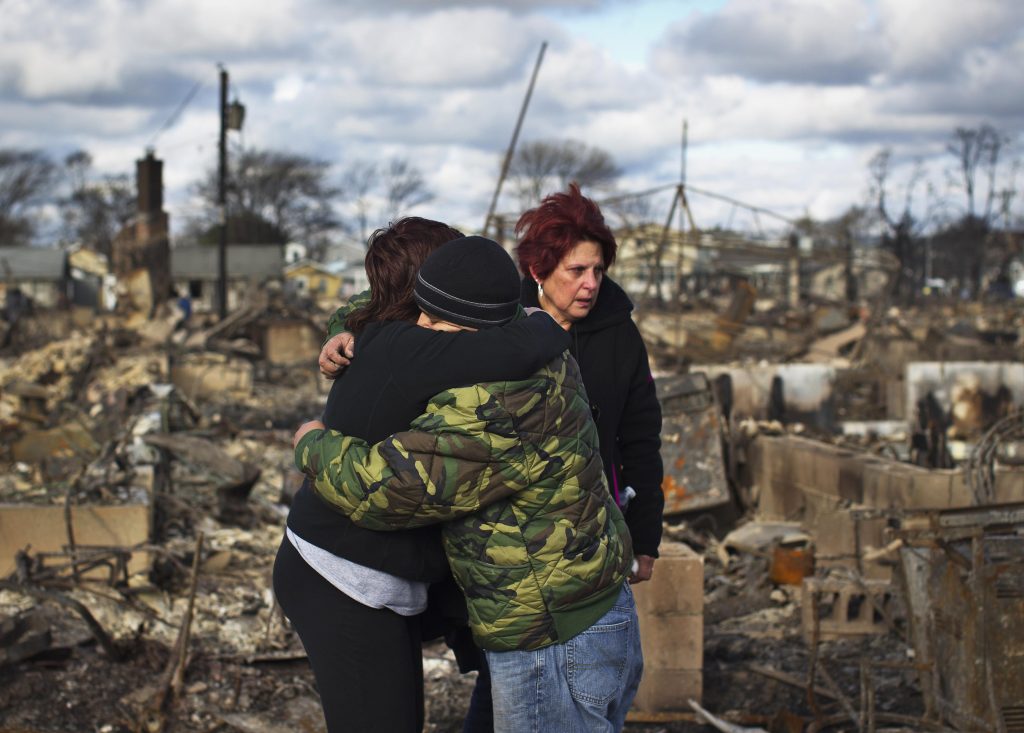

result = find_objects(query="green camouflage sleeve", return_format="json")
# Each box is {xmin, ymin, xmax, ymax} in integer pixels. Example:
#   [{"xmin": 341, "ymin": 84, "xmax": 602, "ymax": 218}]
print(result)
[
  {"xmin": 324, "ymin": 289, "xmax": 371, "ymax": 342},
  {"xmin": 294, "ymin": 384, "xmax": 532, "ymax": 530}
]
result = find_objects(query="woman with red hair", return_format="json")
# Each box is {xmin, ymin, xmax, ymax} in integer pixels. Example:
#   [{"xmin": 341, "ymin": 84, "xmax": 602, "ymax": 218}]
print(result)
[{"xmin": 515, "ymin": 183, "xmax": 664, "ymax": 568}]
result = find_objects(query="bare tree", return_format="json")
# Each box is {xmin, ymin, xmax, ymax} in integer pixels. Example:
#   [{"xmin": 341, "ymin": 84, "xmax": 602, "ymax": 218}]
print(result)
[
  {"xmin": 0, "ymin": 148, "xmax": 58, "ymax": 245},
  {"xmin": 383, "ymin": 158, "xmax": 433, "ymax": 219},
  {"xmin": 341, "ymin": 160, "xmax": 378, "ymax": 243},
  {"xmin": 947, "ymin": 124, "xmax": 1007, "ymax": 222},
  {"xmin": 507, "ymin": 139, "xmax": 620, "ymax": 209},
  {"xmin": 58, "ymin": 150, "xmax": 134, "ymax": 257},
  {"xmin": 338, "ymin": 157, "xmax": 434, "ymax": 242},
  {"xmin": 193, "ymin": 147, "xmax": 341, "ymax": 248},
  {"xmin": 868, "ymin": 148, "xmax": 931, "ymax": 300},
  {"xmin": 943, "ymin": 124, "xmax": 1014, "ymax": 295}
]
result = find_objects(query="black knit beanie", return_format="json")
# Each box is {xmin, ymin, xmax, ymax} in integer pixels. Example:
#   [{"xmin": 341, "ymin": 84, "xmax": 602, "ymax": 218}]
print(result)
[{"xmin": 413, "ymin": 236, "xmax": 521, "ymax": 328}]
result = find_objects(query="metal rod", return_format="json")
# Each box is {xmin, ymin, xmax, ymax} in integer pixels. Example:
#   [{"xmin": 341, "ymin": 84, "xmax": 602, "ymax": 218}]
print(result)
[{"xmin": 482, "ymin": 41, "xmax": 547, "ymax": 237}]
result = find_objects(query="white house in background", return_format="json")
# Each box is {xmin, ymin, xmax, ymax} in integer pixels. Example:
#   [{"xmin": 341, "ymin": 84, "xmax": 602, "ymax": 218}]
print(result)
[{"xmin": 285, "ymin": 242, "xmax": 307, "ymax": 265}]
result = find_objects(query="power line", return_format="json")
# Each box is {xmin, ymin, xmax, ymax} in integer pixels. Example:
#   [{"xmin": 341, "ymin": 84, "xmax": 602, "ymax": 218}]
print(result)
[{"xmin": 147, "ymin": 79, "xmax": 204, "ymax": 150}]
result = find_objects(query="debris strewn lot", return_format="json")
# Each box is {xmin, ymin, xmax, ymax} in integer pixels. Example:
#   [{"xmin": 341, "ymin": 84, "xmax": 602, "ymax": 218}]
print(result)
[{"xmin": 2, "ymin": 291, "xmax": 1022, "ymax": 732}]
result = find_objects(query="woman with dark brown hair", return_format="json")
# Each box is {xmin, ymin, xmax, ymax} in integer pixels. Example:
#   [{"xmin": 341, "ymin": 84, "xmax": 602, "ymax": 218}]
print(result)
[{"xmin": 273, "ymin": 217, "xmax": 567, "ymax": 733}]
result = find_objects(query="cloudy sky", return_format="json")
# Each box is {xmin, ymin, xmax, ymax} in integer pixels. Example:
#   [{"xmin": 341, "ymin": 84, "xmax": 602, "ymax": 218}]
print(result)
[{"xmin": 2, "ymin": 0, "xmax": 1022, "ymax": 240}]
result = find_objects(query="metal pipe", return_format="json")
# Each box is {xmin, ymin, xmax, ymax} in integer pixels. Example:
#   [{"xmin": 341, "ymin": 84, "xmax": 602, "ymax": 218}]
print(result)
[{"xmin": 482, "ymin": 41, "xmax": 546, "ymax": 237}]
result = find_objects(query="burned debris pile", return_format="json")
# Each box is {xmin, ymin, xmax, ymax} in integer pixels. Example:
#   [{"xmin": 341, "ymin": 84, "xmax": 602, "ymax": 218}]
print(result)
[{"xmin": 2, "ymin": 281, "xmax": 1023, "ymax": 732}]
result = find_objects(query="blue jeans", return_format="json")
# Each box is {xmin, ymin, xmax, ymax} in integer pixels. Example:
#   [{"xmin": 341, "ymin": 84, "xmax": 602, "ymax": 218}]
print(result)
[{"xmin": 484, "ymin": 583, "xmax": 643, "ymax": 733}]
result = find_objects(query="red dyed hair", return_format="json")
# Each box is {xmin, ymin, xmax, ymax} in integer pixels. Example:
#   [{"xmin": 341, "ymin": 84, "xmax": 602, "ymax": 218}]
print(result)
[
  {"xmin": 513, "ymin": 183, "xmax": 617, "ymax": 280},
  {"xmin": 347, "ymin": 217, "xmax": 464, "ymax": 333}
]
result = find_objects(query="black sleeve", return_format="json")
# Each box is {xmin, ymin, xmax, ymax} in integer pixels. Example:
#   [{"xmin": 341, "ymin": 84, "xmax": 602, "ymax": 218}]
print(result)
[
  {"xmin": 617, "ymin": 324, "xmax": 664, "ymax": 558},
  {"xmin": 387, "ymin": 313, "xmax": 570, "ymax": 402}
]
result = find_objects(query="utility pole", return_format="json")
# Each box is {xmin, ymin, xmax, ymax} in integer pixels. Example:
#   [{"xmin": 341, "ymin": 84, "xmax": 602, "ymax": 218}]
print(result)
[
  {"xmin": 215, "ymin": 67, "xmax": 245, "ymax": 319},
  {"xmin": 217, "ymin": 66, "xmax": 228, "ymax": 320}
]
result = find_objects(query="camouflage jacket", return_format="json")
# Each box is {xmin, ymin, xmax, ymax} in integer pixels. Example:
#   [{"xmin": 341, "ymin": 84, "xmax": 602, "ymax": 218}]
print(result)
[{"xmin": 295, "ymin": 351, "xmax": 633, "ymax": 652}]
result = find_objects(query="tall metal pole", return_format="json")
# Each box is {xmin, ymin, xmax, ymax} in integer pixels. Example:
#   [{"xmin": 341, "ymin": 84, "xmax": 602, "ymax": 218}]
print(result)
[
  {"xmin": 482, "ymin": 41, "xmax": 547, "ymax": 237},
  {"xmin": 217, "ymin": 66, "xmax": 228, "ymax": 320},
  {"xmin": 674, "ymin": 119, "xmax": 689, "ymax": 359},
  {"xmin": 680, "ymin": 118, "xmax": 688, "ymax": 189}
]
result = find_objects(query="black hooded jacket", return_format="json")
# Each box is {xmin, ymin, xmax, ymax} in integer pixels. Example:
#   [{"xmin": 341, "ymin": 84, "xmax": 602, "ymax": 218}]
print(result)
[{"xmin": 521, "ymin": 275, "xmax": 664, "ymax": 557}]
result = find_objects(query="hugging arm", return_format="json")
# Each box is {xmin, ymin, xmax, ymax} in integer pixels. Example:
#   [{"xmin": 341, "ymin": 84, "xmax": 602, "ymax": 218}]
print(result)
[{"xmin": 295, "ymin": 385, "xmax": 531, "ymax": 530}]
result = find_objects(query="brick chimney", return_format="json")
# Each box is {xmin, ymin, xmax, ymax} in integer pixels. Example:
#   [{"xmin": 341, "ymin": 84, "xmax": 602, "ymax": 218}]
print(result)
[
  {"xmin": 111, "ymin": 149, "xmax": 171, "ymax": 310},
  {"xmin": 137, "ymin": 152, "xmax": 163, "ymax": 215}
]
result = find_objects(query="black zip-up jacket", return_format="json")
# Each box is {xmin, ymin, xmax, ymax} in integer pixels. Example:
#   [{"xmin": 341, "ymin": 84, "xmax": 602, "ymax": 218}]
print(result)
[
  {"xmin": 286, "ymin": 312, "xmax": 570, "ymax": 581},
  {"xmin": 521, "ymin": 275, "xmax": 664, "ymax": 557}
]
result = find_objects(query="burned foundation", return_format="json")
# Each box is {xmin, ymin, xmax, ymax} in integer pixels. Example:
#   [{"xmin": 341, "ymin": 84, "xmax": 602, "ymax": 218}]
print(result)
[{"xmin": 1, "ymin": 279, "xmax": 1022, "ymax": 732}]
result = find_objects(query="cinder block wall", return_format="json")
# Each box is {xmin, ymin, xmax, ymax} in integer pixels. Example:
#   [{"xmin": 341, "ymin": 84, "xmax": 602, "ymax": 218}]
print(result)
[
  {"xmin": 631, "ymin": 541, "xmax": 704, "ymax": 712},
  {"xmin": 749, "ymin": 435, "xmax": 1024, "ymax": 579}
]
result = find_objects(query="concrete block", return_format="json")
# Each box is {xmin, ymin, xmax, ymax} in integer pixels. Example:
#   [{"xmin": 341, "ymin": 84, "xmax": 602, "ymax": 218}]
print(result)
[
  {"xmin": 752, "ymin": 436, "xmax": 802, "ymax": 521},
  {"xmin": 631, "ymin": 668, "xmax": 702, "ymax": 713},
  {"xmin": 0, "ymin": 498, "xmax": 152, "ymax": 579},
  {"xmin": 995, "ymin": 467, "xmax": 1024, "ymax": 503},
  {"xmin": 812, "ymin": 446, "xmax": 849, "ymax": 501},
  {"xmin": 632, "ymin": 542, "xmax": 703, "ymax": 616},
  {"xmin": 757, "ymin": 437, "xmax": 876, "ymax": 517},
  {"xmin": 903, "ymin": 470, "xmax": 954, "ymax": 510},
  {"xmin": 789, "ymin": 440, "xmax": 818, "ymax": 495},
  {"xmin": 837, "ymin": 453, "xmax": 868, "ymax": 504},
  {"xmin": 886, "ymin": 377, "xmax": 906, "ymax": 420},
  {"xmin": 809, "ymin": 501, "xmax": 855, "ymax": 561},
  {"xmin": 802, "ymin": 577, "xmax": 892, "ymax": 642},
  {"xmin": 632, "ymin": 541, "xmax": 704, "ymax": 711},
  {"xmin": 171, "ymin": 352, "xmax": 253, "ymax": 401},
  {"xmin": 11, "ymin": 423, "xmax": 101, "ymax": 464},
  {"xmin": 636, "ymin": 612, "xmax": 703, "ymax": 671},
  {"xmin": 813, "ymin": 508, "xmax": 889, "ymax": 580},
  {"xmin": 949, "ymin": 471, "xmax": 973, "ymax": 506},
  {"xmin": 264, "ymin": 320, "xmax": 321, "ymax": 366}
]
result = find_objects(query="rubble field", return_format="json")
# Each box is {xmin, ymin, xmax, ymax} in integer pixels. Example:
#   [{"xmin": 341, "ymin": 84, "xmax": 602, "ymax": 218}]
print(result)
[{"xmin": 2, "ymin": 292, "xmax": 1022, "ymax": 733}]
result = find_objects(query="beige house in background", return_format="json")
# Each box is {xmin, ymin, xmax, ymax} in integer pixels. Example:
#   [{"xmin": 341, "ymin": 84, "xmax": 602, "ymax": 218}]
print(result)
[{"xmin": 283, "ymin": 260, "xmax": 343, "ymax": 309}]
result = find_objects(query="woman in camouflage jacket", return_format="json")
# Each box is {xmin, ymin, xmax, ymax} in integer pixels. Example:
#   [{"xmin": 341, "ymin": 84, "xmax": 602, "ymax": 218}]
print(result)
[{"xmin": 295, "ymin": 237, "xmax": 643, "ymax": 732}]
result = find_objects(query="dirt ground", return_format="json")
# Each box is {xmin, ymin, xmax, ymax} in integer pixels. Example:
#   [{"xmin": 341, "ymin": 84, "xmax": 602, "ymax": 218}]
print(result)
[
  {"xmin": 0, "ymin": 496, "xmax": 928, "ymax": 733},
  {"xmin": 1, "ymin": 305, "xmax": 962, "ymax": 733}
]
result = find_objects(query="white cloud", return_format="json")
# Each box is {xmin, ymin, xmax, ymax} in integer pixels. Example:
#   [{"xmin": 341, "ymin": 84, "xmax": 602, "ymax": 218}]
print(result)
[
  {"xmin": 0, "ymin": 0, "xmax": 1021, "ymax": 240},
  {"xmin": 878, "ymin": 0, "xmax": 1024, "ymax": 82},
  {"xmin": 324, "ymin": 8, "xmax": 552, "ymax": 88},
  {"xmin": 654, "ymin": 0, "xmax": 882, "ymax": 85}
]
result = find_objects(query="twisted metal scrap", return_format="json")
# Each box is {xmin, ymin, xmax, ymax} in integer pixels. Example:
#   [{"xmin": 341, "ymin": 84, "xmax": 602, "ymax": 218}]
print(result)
[{"xmin": 967, "ymin": 409, "xmax": 1024, "ymax": 506}]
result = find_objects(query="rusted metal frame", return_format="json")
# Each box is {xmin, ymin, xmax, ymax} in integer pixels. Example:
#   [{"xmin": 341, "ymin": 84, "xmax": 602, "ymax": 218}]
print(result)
[
  {"xmin": 816, "ymin": 662, "xmax": 862, "ymax": 731},
  {"xmin": 806, "ymin": 712, "xmax": 959, "ymax": 733},
  {"xmin": 0, "ymin": 579, "xmax": 125, "ymax": 660},
  {"xmin": 968, "ymin": 410, "xmax": 1024, "ymax": 505},
  {"xmin": 137, "ymin": 531, "xmax": 204, "ymax": 733},
  {"xmin": 748, "ymin": 663, "xmax": 836, "ymax": 701},
  {"xmin": 975, "ymin": 533, "xmax": 1008, "ymax": 733},
  {"xmin": 638, "ymin": 185, "xmax": 682, "ymax": 308},
  {"xmin": 806, "ymin": 590, "xmax": 827, "ymax": 726},
  {"xmin": 859, "ymin": 661, "xmax": 873, "ymax": 733},
  {"xmin": 896, "ymin": 518, "xmax": 1014, "ymax": 733},
  {"xmin": 17, "ymin": 544, "xmax": 133, "ymax": 587},
  {"xmin": 625, "ymin": 711, "xmax": 772, "ymax": 725},
  {"xmin": 934, "ymin": 694, "xmax": 999, "ymax": 733}
]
